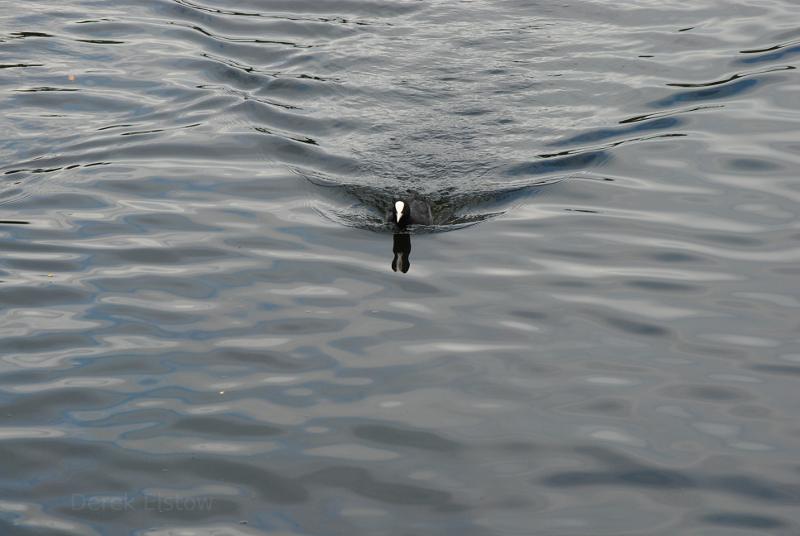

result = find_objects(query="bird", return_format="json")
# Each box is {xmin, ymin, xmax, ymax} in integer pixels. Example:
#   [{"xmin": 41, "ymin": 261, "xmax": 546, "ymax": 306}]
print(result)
[{"xmin": 387, "ymin": 196, "xmax": 433, "ymax": 229}]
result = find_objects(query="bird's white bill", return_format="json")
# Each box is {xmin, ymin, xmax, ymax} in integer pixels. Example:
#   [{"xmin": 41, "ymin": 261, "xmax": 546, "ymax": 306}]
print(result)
[{"xmin": 395, "ymin": 201, "xmax": 405, "ymax": 223}]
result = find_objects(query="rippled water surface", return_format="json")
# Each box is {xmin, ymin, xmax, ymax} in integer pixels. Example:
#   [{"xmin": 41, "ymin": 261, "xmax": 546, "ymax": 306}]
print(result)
[{"xmin": 2, "ymin": 0, "xmax": 800, "ymax": 534}]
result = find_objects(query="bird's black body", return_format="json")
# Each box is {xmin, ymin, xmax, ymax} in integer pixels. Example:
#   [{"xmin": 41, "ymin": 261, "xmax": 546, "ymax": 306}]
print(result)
[{"xmin": 387, "ymin": 196, "xmax": 433, "ymax": 229}]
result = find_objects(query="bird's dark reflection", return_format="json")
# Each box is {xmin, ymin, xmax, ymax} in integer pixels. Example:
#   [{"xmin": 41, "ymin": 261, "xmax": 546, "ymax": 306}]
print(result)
[{"xmin": 391, "ymin": 233, "xmax": 411, "ymax": 273}]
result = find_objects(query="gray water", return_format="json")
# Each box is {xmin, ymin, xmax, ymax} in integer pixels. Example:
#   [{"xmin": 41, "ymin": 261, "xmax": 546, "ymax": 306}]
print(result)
[{"xmin": 1, "ymin": 0, "xmax": 800, "ymax": 534}]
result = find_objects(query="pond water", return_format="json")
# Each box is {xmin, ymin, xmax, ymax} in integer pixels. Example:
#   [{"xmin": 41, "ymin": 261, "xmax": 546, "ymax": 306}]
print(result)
[{"xmin": 1, "ymin": 0, "xmax": 799, "ymax": 534}]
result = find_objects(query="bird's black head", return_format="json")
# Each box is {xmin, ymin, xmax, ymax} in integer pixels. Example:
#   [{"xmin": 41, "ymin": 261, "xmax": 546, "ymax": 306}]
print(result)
[{"xmin": 391, "ymin": 200, "xmax": 410, "ymax": 228}]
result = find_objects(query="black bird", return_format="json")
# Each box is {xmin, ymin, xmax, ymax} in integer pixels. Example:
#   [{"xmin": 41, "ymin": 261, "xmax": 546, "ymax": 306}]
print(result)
[{"xmin": 387, "ymin": 196, "xmax": 433, "ymax": 229}]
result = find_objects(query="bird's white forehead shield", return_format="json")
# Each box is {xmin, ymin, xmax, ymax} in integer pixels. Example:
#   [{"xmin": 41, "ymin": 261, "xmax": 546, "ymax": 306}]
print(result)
[{"xmin": 395, "ymin": 201, "xmax": 405, "ymax": 223}]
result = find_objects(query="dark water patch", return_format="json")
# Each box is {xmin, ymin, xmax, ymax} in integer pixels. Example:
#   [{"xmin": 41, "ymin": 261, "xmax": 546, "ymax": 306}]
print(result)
[
  {"xmin": 173, "ymin": 0, "xmax": 422, "ymax": 18},
  {"xmin": 551, "ymin": 117, "xmax": 682, "ymax": 147},
  {"xmin": 660, "ymin": 384, "xmax": 754, "ymax": 402},
  {"xmin": 750, "ymin": 364, "xmax": 800, "ymax": 376},
  {"xmin": 179, "ymin": 457, "xmax": 308, "ymax": 503},
  {"xmin": 649, "ymin": 251, "xmax": 706, "ymax": 263},
  {"xmin": 61, "ymin": 495, "xmax": 242, "ymax": 523},
  {"xmin": 0, "ymin": 521, "xmax": 66, "ymax": 536},
  {"xmin": 648, "ymin": 78, "xmax": 760, "ymax": 108},
  {"xmin": 599, "ymin": 315, "xmax": 672, "ymax": 338},
  {"xmin": 232, "ymin": 102, "xmax": 333, "ymax": 147},
  {"xmin": 123, "ymin": 212, "xmax": 216, "ymax": 232},
  {"xmin": 0, "ymin": 285, "xmax": 91, "ymax": 307},
  {"xmin": 537, "ymin": 133, "xmax": 685, "ymax": 161},
  {"xmin": 619, "ymin": 104, "xmax": 723, "ymax": 124},
  {"xmin": 168, "ymin": 20, "xmax": 315, "ymax": 48},
  {"xmin": 173, "ymin": 415, "xmax": 285, "ymax": 437},
  {"xmin": 675, "ymin": 340, "xmax": 750, "ymax": 361},
  {"xmin": 728, "ymin": 404, "xmax": 773, "ymax": 419},
  {"xmin": 738, "ymin": 42, "xmax": 800, "ymax": 64},
  {"xmin": 667, "ymin": 66, "xmax": 795, "ymax": 88},
  {"xmin": 558, "ymin": 397, "xmax": 633, "ymax": 418},
  {"xmin": 624, "ymin": 279, "xmax": 700, "ymax": 292},
  {"xmin": 120, "ymin": 123, "xmax": 202, "ymax": 137},
  {"xmin": 95, "ymin": 245, "xmax": 232, "ymax": 265},
  {"xmin": 503, "ymin": 151, "xmax": 609, "ymax": 177},
  {"xmin": 328, "ymin": 336, "xmax": 380, "ymax": 356},
  {"xmin": 94, "ymin": 303, "xmax": 202, "ymax": 325},
  {"xmin": 741, "ymin": 39, "xmax": 800, "ymax": 55},
  {"xmin": 544, "ymin": 467, "xmax": 693, "ymax": 489},
  {"xmin": 727, "ymin": 156, "xmax": 781, "ymax": 172},
  {"xmin": 224, "ymin": 233, "xmax": 307, "ymax": 252},
  {"xmin": 88, "ymin": 274, "xmax": 215, "ymax": 297},
  {"xmin": 696, "ymin": 233, "xmax": 765, "ymax": 247},
  {"xmin": 544, "ymin": 467, "xmax": 800, "ymax": 504},
  {"xmin": 509, "ymin": 310, "xmax": 548, "ymax": 321},
  {"xmin": 2, "ymin": 390, "xmax": 118, "ymax": 421},
  {"xmin": 452, "ymin": 108, "xmax": 493, "ymax": 117},
  {"xmin": 542, "ymin": 447, "xmax": 800, "ymax": 504},
  {"xmin": 352, "ymin": 424, "xmax": 461, "ymax": 452},
  {"xmin": 264, "ymin": 317, "xmax": 348, "ymax": 335},
  {"xmin": 1, "ymin": 190, "xmax": 103, "ymax": 209},
  {"xmin": 216, "ymin": 347, "xmax": 334, "ymax": 371},
  {"xmin": 302, "ymin": 466, "xmax": 461, "ymax": 510},
  {"xmin": 4, "ymin": 258, "xmax": 83, "ymax": 273},
  {"xmin": 538, "ymin": 247, "xmax": 608, "ymax": 260},
  {"xmin": 255, "ymin": 126, "xmax": 318, "ymax": 146},
  {"xmin": 703, "ymin": 512, "xmax": 788, "ymax": 529},
  {"xmin": 74, "ymin": 354, "xmax": 174, "ymax": 376}
]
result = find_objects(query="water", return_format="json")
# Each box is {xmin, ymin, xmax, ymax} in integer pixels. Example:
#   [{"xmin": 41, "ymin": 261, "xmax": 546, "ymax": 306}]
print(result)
[{"xmin": 1, "ymin": 0, "xmax": 799, "ymax": 534}]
